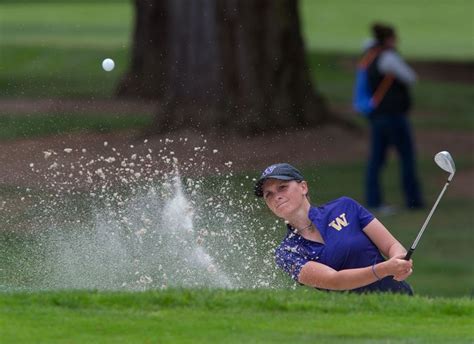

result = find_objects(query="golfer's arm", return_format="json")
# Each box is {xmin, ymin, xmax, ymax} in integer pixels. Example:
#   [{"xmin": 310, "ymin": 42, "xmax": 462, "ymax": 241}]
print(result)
[
  {"xmin": 298, "ymin": 261, "xmax": 389, "ymax": 290},
  {"xmin": 364, "ymin": 219, "xmax": 407, "ymax": 258}
]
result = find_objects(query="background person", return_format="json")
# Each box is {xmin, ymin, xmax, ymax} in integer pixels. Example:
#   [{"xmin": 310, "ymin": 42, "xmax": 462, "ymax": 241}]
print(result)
[
  {"xmin": 363, "ymin": 23, "xmax": 424, "ymax": 211},
  {"xmin": 255, "ymin": 163, "xmax": 414, "ymax": 294}
]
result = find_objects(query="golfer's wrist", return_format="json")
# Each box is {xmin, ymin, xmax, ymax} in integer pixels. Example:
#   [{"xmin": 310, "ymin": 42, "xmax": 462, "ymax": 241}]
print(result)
[
  {"xmin": 373, "ymin": 262, "xmax": 388, "ymax": 280},
  {"xmin": 386, "ymin": 242, "xmax": 406, "ymax": 258}
]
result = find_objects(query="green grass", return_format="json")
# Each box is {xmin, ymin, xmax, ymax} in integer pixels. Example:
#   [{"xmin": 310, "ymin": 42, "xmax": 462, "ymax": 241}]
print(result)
[
  {"xmin": 411, "ymin": 81, "xmax": 474, "ymax": 129},
  {"xmin": 0, "ymin": 289, "xmax": 473, "ymax": 343},
  {"xmin": 0, "ymin": 113, "xmax": 152, "ymax": 139},
  {"xmin": 0, "ymin": 45, "xmax": 128, "ymax": 98},
  {"xmin": 0, "ymin": 3, "xmax": 132, "ymax": 49},
  {"xmin": 0, "ymin": 2, "xmax": 131, "ymax": 99},
  {"xmin": 300, "ymin": 0, "xmax": 474, "ymax": 60}
]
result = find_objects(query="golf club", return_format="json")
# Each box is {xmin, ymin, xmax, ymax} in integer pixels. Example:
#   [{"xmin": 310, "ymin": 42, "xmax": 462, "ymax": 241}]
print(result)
[{"xmin": 404, "ymin": 151, "xmax": 456, "ymax": 260}]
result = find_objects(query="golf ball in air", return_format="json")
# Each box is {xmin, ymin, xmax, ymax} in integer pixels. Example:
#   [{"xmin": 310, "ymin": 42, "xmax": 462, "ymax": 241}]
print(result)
[{"xmin": 102, "ymin": 58, "xmax": 115, "ymax": 72}]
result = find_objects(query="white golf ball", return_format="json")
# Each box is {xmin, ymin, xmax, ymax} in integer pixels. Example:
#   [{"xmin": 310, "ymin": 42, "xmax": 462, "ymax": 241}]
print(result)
[{"xmin": 102, "ymin": 58, "xmax": 115, "ymax": 72}]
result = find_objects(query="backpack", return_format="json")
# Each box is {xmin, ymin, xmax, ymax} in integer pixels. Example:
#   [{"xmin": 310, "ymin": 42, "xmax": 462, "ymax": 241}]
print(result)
[{"xmin": 353, "ymin": 47, "xmax": 394, "ymax": 116}]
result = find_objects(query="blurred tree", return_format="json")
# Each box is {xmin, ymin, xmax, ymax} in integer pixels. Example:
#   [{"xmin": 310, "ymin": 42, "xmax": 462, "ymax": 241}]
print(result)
[{"xmin": 118, "ymin": 0, "xmax": 330, "ymax": 133}]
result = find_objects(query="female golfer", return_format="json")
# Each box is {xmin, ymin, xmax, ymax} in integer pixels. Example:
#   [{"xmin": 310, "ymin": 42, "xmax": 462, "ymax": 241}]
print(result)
[{"xmin": 255, "ymin": 163, "xmax": 413, "ymax": 294}]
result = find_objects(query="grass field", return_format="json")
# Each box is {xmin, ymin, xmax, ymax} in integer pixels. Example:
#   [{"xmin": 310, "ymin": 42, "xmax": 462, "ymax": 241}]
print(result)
[
  {"xmin": 300, "ymin": 0, "xmax": 474, "ymax": 60},
  {"xmin": 0, "ymin": 113, "xmax": 152, "ymax": 139},
  {"xmin": 1, "ymin": 289, "xmax": 473, "ymax": 343}
]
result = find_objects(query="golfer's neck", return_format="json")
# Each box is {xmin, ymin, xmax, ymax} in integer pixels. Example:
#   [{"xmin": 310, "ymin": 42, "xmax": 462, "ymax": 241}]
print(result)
[{"xmin": 286, "ymin": 201, "xmax": 311, "ymax": 229}]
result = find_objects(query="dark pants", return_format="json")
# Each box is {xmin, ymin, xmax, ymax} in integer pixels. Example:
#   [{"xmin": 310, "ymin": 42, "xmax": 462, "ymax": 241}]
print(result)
[
  {"xmin": 366, "ymin": 114, "xmax": 423, "ymax": 209},
  {"xmin": 352, "ymin": 276, "xmax": 414, "ymax": 295}
]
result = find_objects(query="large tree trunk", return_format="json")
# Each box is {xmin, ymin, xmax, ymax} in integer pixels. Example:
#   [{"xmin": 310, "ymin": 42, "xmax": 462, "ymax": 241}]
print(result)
[{"xmin": 118, "ymin": 0, "xmax": 330, "ymax": 134}]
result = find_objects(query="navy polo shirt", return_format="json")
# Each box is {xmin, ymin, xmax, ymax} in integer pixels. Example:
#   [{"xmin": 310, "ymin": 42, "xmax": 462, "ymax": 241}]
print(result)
[{"xmin": 275, "ymin": 196, "xmax": 413, "ymax": 294}]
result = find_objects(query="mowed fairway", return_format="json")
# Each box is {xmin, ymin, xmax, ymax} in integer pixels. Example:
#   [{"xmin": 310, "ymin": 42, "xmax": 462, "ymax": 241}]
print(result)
[{"xmin": 1, "ymin": 289, "xmax": 473, "ymax": 343}]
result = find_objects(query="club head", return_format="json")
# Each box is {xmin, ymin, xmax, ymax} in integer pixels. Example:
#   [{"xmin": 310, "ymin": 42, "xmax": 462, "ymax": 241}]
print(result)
[{"xmin": 434, "ymin": 151, "xmax": 456, "ymax": 179}]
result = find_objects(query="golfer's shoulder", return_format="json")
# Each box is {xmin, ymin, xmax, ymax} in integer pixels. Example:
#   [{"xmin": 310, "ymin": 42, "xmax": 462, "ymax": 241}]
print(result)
[
  {"xmin": 319, "ymin": 196, "xmax": 359, "ymax": 209},
  {"xmin": 275, "ymin": 230, "xmax": 299, "ymax": 255}
]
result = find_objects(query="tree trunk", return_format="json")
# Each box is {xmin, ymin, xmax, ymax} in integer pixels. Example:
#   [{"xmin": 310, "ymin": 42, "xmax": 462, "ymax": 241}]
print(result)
[{"xmin": 118, "ymin": 0, "xmax": 330, "ymax": 134}]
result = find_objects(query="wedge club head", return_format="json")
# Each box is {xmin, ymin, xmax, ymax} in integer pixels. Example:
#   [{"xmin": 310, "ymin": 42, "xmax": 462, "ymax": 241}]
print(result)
[{"xmin": 434, "ymin": 151, "xmax": 456, "ymax": 181}]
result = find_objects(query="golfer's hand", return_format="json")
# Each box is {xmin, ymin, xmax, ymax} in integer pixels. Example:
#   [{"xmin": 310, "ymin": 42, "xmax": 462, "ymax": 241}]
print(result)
[{"xmin": 385, "ymin": 254, "xmax": 413, "ymax": 281}]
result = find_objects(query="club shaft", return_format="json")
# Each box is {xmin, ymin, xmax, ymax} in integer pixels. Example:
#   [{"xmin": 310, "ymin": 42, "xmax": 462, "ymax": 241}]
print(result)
[{"xmin": 409, "ymin": 180, "xmax": 450, "ymax": 251}]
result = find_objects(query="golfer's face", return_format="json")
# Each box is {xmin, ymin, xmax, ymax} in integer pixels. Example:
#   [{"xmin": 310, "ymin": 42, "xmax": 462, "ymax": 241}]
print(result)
[{"xmin": 262, "ymin": 179, "xmax": 307, "ymax": 218}]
